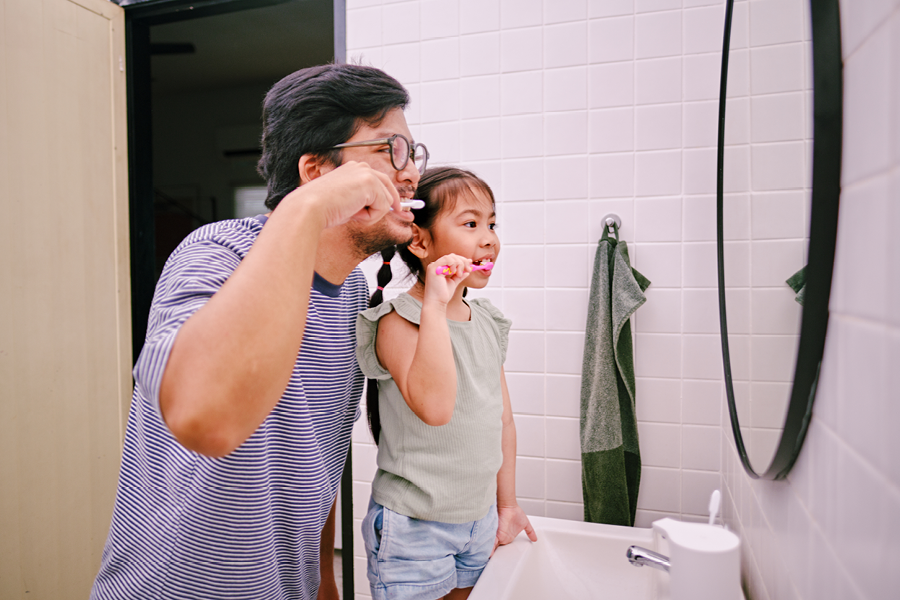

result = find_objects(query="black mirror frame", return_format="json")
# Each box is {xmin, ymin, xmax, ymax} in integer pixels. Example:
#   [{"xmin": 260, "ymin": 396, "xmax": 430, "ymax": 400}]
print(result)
[{"xmin": 716, "ymin": 0, "xmax": 843, "ymax": 480}]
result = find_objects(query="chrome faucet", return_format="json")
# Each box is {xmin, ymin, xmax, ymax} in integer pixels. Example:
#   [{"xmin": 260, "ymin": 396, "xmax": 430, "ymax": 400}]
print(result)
[{"xmin": 626, "ymin": 545, "xmax": 670, "ymax": 572}]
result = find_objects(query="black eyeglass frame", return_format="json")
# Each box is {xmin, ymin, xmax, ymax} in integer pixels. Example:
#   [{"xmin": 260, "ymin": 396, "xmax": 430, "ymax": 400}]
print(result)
[{"xmin": 332, "ymin": 134, "xmax": 429, "ymax": 175}]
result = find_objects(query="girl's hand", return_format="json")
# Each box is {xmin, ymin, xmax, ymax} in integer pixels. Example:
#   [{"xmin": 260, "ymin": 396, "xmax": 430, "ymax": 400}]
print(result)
[
  {"xmin": 492, "ymin": 504, "xmax": 538, "ymax": 555},
  {"xmin": 424, "ymin": 253, "xmax": 472, "ymax": 306}
]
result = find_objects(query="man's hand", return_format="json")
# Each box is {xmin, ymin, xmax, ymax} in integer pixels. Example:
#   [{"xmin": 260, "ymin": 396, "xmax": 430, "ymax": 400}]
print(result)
[
  {"xmin": 287, "ymin": 160, "xmax": 402, "ymax": 230},
  {"xmin": 493, "ymin": 504, "xmax": 538, "ymax": 555}
]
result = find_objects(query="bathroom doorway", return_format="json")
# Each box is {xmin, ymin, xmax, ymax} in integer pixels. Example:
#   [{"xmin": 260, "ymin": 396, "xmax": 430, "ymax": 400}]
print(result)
[
  {"xmin": 120, "ymin": 0, "xmax": 352, "ymax": 596},
  {"xmin": 123, "ymin": 0, "xmax": 343, "ymax": 358}
]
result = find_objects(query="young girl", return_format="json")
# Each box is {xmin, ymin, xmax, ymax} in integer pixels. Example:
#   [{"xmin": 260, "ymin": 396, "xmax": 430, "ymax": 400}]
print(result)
[{"xmin": 356, "ymin": 167, "xmax": 537, "ymax": 600}]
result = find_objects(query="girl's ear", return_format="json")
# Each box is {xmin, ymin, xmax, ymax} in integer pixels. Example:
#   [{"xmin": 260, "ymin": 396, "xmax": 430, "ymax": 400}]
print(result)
[
  {"xmin": 298, "ymin": 154, "xmax": 336, "ymax": 185},
  {"xmin": 407, "ymin": 224, "xmax": 431, "ymax": 261}
]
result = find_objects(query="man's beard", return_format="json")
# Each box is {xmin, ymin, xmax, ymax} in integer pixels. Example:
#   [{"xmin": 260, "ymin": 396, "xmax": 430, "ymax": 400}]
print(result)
[{"xmin": 347, "ymin": 217, "xmax": 413, "ymax": 258}]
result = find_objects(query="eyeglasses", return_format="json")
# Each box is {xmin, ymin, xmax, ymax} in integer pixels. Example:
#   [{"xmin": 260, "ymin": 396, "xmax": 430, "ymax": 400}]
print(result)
[{"xmin": 332, "ymin": 134, "xmax": 429, "ymax": 175}]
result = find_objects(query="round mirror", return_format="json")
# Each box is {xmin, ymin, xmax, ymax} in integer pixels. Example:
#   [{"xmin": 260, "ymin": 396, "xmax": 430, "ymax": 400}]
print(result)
[{"xmin": 716, "ymin": 0, "xmax": 842, "ymax": 479}]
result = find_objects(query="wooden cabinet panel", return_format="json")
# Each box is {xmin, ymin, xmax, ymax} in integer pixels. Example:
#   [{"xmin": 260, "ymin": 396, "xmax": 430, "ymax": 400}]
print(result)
[{"xmin": 0, "ymin": 0, "xmax": 130, "ymax": 597}]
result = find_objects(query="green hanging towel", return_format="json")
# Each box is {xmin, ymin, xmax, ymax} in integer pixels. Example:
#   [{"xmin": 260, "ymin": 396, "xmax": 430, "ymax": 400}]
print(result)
[
  {"xmin": 786, "ymin": 265, "xmax": 807, "ymax": 306},
  {"xmin": 580, "ymin": 224, "xmax": 650, "ymax": 527}
]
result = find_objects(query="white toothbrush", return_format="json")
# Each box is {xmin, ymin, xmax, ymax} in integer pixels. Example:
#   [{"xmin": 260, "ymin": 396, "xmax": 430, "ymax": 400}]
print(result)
[
  {"xmin": 708, "ymin": 489, "xmax": 721, "ymax": 526},
  {"xmin": 400, "ymin": 199, "xmax": 425, "ymax": 209}
]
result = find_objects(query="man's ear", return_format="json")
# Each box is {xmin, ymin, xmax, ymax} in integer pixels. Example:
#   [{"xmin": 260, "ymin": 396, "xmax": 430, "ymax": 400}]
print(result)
[
  {"xmin": 298, "ymin": 154, "xmax": 336, "ymax": 185},
  {"xmin": 407, "ymin": 224, "xmax": 430, "ymax": 260}
]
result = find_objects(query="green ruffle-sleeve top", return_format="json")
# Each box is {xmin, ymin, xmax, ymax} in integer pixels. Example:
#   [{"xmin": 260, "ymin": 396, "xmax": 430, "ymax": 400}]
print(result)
[{"xmin": 356, "ymin": 293, "xmax": 511, "ymax": 524}]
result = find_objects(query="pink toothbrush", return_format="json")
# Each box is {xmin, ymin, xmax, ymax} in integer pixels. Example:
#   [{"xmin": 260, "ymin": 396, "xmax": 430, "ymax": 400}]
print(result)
[{"xmin": 435, "ymin": 260, "xmax": 494, "ymax": 275}]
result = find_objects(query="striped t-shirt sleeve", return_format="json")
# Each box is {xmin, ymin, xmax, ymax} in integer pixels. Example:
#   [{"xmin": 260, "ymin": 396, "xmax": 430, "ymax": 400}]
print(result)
[{"xmin": 133, "ymin": 238, "xmax": 245, "ymax": 419}]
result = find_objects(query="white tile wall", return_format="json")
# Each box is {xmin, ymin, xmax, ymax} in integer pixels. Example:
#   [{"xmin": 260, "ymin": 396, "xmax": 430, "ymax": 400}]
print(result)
[
  {"xmin": 545, "ymin": 111, "xmax": 588, "ymax": 155},
  {"xmin": 503, "ymin": 288, "xmax": 545, "ymax": 330},
  {"xmin": 635, "ymin": 10, "xmax": 682, "ymax": 59},
  {"xmin": 347, "ymin": 2, "xmax": 900, "ymax": 599},
  {"xmin": 544, "ymin": 67, "xmax": 588, "ymax": 112},
  {"xmin": 684, "ymin": 53, "xmax": 722, "ymax": 101},
  {"xmin": 500, "ymin": 28, "xmax": 542, "ymax": 73},
  {"xmin": 635, "ymin": 197, "xmax": 682, "ymax": 241},
  {"xmin": 506, "ymin": 372, "xmax": 544, "ymax": 415},
  {"xmin": 636, "ymin": 57, "xmax": 682, "ymax": 104},
  {"xmin": 546, "ymin": 289, "xmax": 589, "ymax": 330},
  {"xmin": 639, "ymin": 422, "xmax": 682, "ymax": 468},
  {"xmin": 636, "ymin": 377, "xmax": 681, "ymax": 422},
  {"xmin": 638, "ymin": 150, "xmax": 684, "ymax": 196},
  {"xmin": 545, "ymin": 155, "xmax": 589, "ymax": 200},
  {"xmin": 459, "ymin": 0, "xmax": 498, "ymax": 33},
  {"xmin": 683, "ymin": 5, "xmax": 726, "ymax": 55},
  {"xmin": 546, "ymin": 373, "xmax": 581, "ymax": 417},
  {"xmin": 421, "ymin": 0, "xmax": 458, "ymax": 39},
  {"xmin": 544, "ymin": 0, "xmax": 588, "ymax": 24},
  {"xmin": 589, "ymin": 62, "xmax": 635, "ymax": 107},
  {"xmin": 589, "ymin": 153, "xmax": 635, "ymax": 197},
  {"xmin": 500, "ymin": 0, "xmax": 541, "ymax": 29},
  {"xmin": 636, "ymin": 104, "xmax": 682, "ymax": 150},
  {"xmin": 500, "ymin": 71, "xmax": 543, "ymax": 115},
  {"xmin": 589, "ymin": 16, "xmax": 634, "ymax": 63},
  {"xmin": 545, "ymin": 22, "xmax": 587, "ymax": 68}
]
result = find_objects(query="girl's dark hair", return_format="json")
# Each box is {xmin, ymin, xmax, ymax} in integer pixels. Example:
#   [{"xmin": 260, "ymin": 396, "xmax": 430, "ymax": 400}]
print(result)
[
  {"xmin": 365, "ymin": 246, "xmax": 394, "ymax": 444},
  {"xmin": 365, "ymin": 167, "xmax": 496, "ymax": 444},
  {"xmin": 257, "ymin": 64, "xmax": 409, "ymax": 210}
]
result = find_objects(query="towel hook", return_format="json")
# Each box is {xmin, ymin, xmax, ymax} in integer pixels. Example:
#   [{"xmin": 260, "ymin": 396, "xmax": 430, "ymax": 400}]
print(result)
[{"xmin": 602, "ymin": 213, "xmax": 621, "ymax": 232}]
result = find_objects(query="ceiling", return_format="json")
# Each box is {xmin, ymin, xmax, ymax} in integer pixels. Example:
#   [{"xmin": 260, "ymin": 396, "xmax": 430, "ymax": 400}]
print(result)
[{"xmin": 149, "ymin": 0, "xmax": 334, "ymax": 94}]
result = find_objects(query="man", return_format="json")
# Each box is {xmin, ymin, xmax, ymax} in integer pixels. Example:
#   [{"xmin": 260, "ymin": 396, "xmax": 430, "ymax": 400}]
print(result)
[{"xmin": 91, "ymin": 64, "xmax": 425, "ymax": 600}]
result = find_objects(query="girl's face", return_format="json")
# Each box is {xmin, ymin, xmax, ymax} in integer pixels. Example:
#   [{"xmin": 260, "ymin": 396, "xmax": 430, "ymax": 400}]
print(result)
[{"xmin": 424, "ymin": 186, "xmax": 499, "ymax": 289}]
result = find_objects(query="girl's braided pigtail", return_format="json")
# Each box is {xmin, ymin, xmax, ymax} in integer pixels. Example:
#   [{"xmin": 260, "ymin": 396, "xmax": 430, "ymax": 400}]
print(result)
[
  {"xmin": 368, "ymin": 247, "xmax": 395, "ymax": 309},
  {"xmin": 366, "ymin": 247, "xmax": 395, "ymax": 444}
]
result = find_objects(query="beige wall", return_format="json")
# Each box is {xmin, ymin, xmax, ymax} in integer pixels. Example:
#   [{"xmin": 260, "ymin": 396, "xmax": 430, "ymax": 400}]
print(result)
[{"xmin": 0, "ymin": 0, "xmax": 131, "ymax": 598}]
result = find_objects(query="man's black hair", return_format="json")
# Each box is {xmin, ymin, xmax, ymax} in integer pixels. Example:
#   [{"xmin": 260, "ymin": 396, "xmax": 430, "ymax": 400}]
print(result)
[{"xmin": 257, "ymin": 64, "xmax": 410, "ymax": 210}]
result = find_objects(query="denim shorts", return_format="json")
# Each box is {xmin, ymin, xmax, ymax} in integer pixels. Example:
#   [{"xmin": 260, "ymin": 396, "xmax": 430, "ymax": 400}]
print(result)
[{"xmin": 361, "ymin": 498, "xmax": 498, "ymax": 600}]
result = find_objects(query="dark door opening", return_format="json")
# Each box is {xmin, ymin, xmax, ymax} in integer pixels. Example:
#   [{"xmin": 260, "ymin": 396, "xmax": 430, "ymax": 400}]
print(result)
[
  {"xmin": 124, "ymin": 0, "xmax": 343, "ymax": 357},
  {"xmin": 122, "ymin": 1, "xmax": 352, "ymax": 596}
]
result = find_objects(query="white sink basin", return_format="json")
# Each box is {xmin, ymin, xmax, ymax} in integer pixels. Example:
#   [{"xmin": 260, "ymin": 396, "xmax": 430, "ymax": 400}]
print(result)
[{"xmin": 470, "ymin": 516, "xmax": 666, "ymax": 600}]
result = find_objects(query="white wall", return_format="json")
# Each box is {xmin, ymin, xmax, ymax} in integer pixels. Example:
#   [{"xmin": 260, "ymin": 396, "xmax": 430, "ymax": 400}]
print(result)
[
  {"xmin": 347, "ymin": 1, "xmax": 900, "ymax": 599},
  {"xmin": 347, "ymin": 1, "xmax": 729, "ymax": 595},
  {"xmin": 721, "ymin": 2, "xmax": 900, "ymax": 599}
]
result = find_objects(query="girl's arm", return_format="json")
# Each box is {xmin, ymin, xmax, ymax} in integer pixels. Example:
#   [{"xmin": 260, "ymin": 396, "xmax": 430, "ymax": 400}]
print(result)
[
  {"xmin": 375, "ymin": 254, "xmax": 471, "ymax": 426},
  {"xmin": 494, "ymin": 367, "xmax": 538, "ymax": 553}
]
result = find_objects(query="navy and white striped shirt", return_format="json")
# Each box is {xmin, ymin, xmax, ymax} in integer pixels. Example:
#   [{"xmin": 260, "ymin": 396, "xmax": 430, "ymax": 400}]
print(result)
[{"xmin": 92, "ymin": 217, "xmax": 367, "ymax": 600}]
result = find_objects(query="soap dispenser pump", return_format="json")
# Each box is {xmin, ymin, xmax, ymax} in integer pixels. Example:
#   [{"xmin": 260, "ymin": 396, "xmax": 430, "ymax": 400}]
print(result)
[{"xmin": 651, "ymin": 517, "xmax": 741, "ymax": 600}]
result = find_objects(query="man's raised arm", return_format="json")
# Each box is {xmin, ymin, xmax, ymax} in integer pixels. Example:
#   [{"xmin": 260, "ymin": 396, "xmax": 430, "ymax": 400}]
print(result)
[{"xmin": 159, "ymin": 162, "xmax": 400, "ymax": 457}]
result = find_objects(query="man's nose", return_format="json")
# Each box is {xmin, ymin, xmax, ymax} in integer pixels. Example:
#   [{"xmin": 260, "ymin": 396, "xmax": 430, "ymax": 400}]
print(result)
[{"xmin": 398, "ymin": 155, "xmax": 420, "ymax": 184}]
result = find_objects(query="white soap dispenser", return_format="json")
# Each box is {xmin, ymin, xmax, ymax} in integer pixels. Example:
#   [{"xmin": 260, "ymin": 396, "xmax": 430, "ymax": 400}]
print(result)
[{"xmin": 651, "ymin": 514, "xmax": 741, "ymax": 600}]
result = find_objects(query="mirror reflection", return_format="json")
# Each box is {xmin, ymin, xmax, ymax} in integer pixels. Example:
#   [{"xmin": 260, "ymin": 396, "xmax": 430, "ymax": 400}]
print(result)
[{"xmin": 722, "ymin": 0, "xmax": 813, "ymax": 471}]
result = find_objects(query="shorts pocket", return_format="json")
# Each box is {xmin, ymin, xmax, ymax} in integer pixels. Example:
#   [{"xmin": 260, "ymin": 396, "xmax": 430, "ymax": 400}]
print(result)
[
  {"xmin": 363, "ymin": 501, "xmax": 386, "ymax": 561},
  {"xmin": 374, "ymin": 504, "xmax": 388, "ymax": 561}
]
